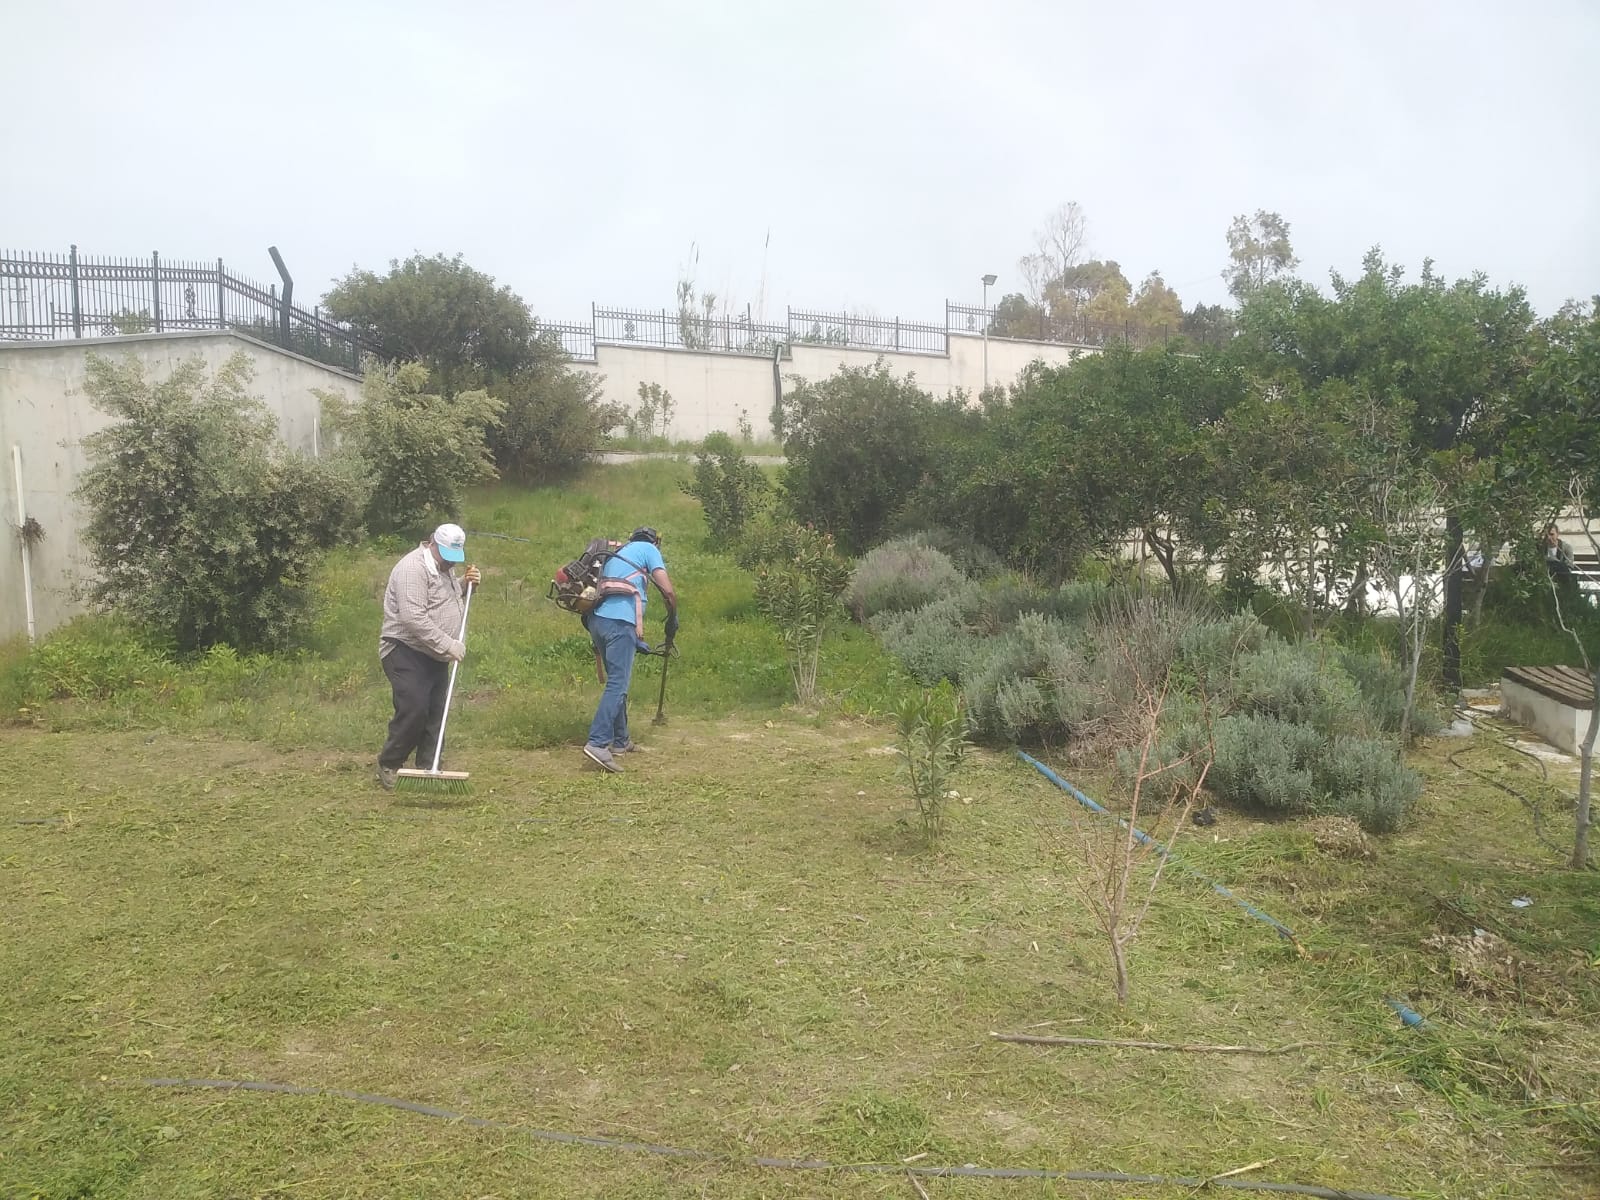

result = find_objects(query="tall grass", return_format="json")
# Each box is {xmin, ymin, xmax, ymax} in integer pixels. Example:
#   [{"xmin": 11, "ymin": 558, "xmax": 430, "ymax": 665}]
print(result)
[{"xmin": 0, "ymin": 462, "xmax": 910, "ymax": 750}]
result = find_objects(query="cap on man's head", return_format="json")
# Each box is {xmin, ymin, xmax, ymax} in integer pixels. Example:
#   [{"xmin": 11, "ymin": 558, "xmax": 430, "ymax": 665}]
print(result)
[
  {"xmin": 630, "ymin": 526, "xmax": 661, "ymax": 546},
  {"xmin": 432, "ymin": 523, "xmax": 467, "ymax": 562}
]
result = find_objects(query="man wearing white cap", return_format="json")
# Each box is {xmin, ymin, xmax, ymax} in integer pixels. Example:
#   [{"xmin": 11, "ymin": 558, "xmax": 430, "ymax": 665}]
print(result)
[{"xmin": 375, "ymin": 523, "xmax": 481, "ymax": 790}]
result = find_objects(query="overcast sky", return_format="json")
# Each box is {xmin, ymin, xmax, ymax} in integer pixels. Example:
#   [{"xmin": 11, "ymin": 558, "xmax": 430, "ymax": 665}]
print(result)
[{"xmin": 4, "ymin": 0, "xmax": 1596, "ymax": 325}]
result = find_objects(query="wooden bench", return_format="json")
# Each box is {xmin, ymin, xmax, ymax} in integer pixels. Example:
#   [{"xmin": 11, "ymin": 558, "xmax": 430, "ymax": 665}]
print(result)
[{"xmin": 1501, "ymin": 664, "xmax": 1595, "ymax": 755}]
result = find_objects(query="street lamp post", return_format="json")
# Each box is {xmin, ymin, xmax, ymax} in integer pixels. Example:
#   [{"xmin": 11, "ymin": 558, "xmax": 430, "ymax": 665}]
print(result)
[{"xmin": 981, "ymin": 273, "xmax": 997, "ymax": 392}]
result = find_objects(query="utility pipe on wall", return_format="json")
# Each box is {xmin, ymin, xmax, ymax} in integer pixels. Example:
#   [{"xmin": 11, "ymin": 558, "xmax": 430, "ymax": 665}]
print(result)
[{"xmin": 13, "ymin": 445, "xmax": 36, "ymax": 644}]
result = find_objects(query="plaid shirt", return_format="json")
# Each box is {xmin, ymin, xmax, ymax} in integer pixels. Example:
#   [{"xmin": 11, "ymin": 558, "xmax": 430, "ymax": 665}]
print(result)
[{"xmin": 379, "ymin": 544, "xmax": 467, "ymax": 661}]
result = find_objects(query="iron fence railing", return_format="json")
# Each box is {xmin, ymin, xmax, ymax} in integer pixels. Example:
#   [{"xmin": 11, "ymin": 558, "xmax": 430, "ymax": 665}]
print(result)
[
  {"xmin": 947, "ymin": 300, "xmax": 1221, "ymax": 350},
  {"xmin": 1, "ymin": 247, "xmax": 1226, "ymax": 372},
  {"xmin": 0, "ymin": 247, "xmax": 377, "ymax": 372},
  {"xmin": 591, "ymin": 303, "xmax": 789, "ymax": 358},
  {"xmin": 787, "ymin": 307, "xmax": 945, "ymax": 355},
  {"xmin": 535, "ymin": 320, "xmax": 595, "ymax": 363}
]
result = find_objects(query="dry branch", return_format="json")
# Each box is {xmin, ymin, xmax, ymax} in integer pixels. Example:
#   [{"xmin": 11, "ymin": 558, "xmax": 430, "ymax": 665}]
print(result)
[{"xmin": 990, "ymin": 1032, "xmax": 1318, "ymax": 1055}]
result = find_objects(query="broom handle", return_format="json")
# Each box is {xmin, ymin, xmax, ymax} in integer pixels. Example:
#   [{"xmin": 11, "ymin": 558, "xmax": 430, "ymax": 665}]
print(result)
[{"xmin": 428, "ymin": 581, "xmax": 474, "ymax": 774}]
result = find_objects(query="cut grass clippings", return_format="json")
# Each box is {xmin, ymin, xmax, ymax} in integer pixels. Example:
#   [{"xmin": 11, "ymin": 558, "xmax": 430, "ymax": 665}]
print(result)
[{"xmin": 2, "ymin": 462, "xmax": 1597, "ymax": 1199}]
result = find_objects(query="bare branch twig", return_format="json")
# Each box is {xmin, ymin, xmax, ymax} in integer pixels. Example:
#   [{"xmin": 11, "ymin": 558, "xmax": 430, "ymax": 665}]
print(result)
[{"xmin": 990, "ymin": 1032, "xmax": 1319, "ymax": 1055}]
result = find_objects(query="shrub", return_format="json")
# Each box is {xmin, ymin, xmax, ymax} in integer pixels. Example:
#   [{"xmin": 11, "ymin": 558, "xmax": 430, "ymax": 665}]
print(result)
[
  {"xmin": 889, "ymin": 526, "xmax": 1004, "ymax": 578},
  {"xmin": 976, "ymin": 576, "xmax": 1104, "ymax": 633},
  {"xmin": 76, "ymin": 353, "xmax": 368, "ymax": 653},
  {"xmin": 894, "ymin": 683, "xmax": 971, "ymax": 845},
  {"xmin": 776, "ymin": 361, "xmax": 976, "ymax": 553},
  {"xmin": 751, "ymin": 524, "xmax": 853, "ymax": 705},
  {"xmin": 872, "ymin": 596, "xmax": 983, "ymax": 685},
  {"xmin": 1087, "ymin": 590, "xmax": 1211, "ymax": 705},
  {"xmin": 1334, "ymin": 644, "xmax": 1445, "ymax": 738},
  {"xmin": 1230, "ymin": 641, "xmax": 1366, "ymax": 734},
  {"xmin": 1317, "ymin": 734, "xmax": 1422, "ymax": 832},
  {"xmin": 734, "ymin": 508, "xmax": 805, "ymax": 572},
  {"xmin": 1209, "ymin": 713, "xmax": 1323, "ymax": 813},
  {"xmin": 848, "ymin": 539, "xmax": 966, "ymax": 621},
  {"xmin": 1175, "ymin": 612, "xmax": 1270, "ymax": 697},
  {"xmin": 14, "ymin": 619, "xmax": 173, "ymax": 703},
  {"xmin": 1209, "ymin": 713, "xmax": 1421, "ymax": 831},
  {"xmin": 488, "ymin": 340, "xmax": 625, "ymax": 482},
  {"xmin": 964, "ymin": 613, "xmax": 1096, "ymax": 742},
  {"xmin": 626, "ymin": 381, "xmax": 675, "ymax": 440},
  {"xmin": 320, "ymin": 360, "xmax": 503, "ymax": 536},
  {"xmin": 682, "ymin": 432, "xmax": 771, "ymax": 546}
]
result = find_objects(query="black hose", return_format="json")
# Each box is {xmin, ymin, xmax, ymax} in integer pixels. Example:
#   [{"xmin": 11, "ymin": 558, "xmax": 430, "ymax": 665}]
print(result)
[
  {"xmin": 141, "ymin": 1077, "xmax": 1412, "ymax": 1200},
  {"xmin": 1447, "ymin": 708, "xmax": 1570, "ymax": 857}
]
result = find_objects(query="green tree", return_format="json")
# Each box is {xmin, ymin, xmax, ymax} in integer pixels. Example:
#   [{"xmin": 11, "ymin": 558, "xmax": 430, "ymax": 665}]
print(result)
[
  {"xmin": 489, "ymin": 336, "xmax": 625, "ymax": 483},
  {"xmin": 1235, "ymin": 251, "xmax": 1538, "ymax": 677},
  {"xmin": 750, "ymin": 524, "xmax": 853, "ymax": 705},
  {"xmin": 1130, "ymin": 271, "xmax": 1184, "ymax": 340},
  {"xmin": 1511, "ymin": 298, "xmax": 1600, "ymax": 868},
  {"xmin": 1223, "ymin": 210, "xmax": 1298, "ymax": 302},
  {"xmin": 682, "ymin": 431, "xmax": 771, "ymax": 545},
  {"xmin": 76, "ymin": 354, "xmax": 366, "ymax": 652},
  {"xmin": 1181, "ymin": 302, "xmax": 1237, "ymax": 346},
  {"xmin": 987, "ymin": 293, "xmax": 1045, "ymax": 340},
  {"xmin": 320, "ymin": 361, "xmax": 503, "ymax": 536},
  {"xmin": 922, "ymin": 346, "xmax": 1243, "ymax": 582},
  {"xmin": 323, "ymin": 253, "xmax": 536, "ymax": 395},
  {"xmin": 776, "ymin": 361, "xmax": 976, "ymax": 554}
]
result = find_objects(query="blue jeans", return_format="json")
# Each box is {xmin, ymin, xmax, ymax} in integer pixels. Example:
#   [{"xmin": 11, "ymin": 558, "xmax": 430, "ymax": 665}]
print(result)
[{"xmin": 587, "ymin": 616, "xmax": 638, "ymax": 748}]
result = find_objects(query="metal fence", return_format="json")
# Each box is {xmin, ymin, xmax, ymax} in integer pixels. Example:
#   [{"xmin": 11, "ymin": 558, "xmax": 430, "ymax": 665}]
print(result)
[
  {"xmin": 556, "ymin": 300, "xmax": 1219, "ymax": 363},
  {"xmin": 590, "ymin": 303, "xmax": 789, "ymax": 359},
  {"xmin": 0, "ymin": 247, "xmax": 1220, "ymax": 372},
  {"xmin": 788, "ymin": 307, "xmax": 946, "ymax": 355},
  {"xmin": 947, "ymin": 300, "xmax": 1210, "ymax": 351},
  {"xmin": 0, "ymin": 247, "xmax": 377, "ymax": 372}
]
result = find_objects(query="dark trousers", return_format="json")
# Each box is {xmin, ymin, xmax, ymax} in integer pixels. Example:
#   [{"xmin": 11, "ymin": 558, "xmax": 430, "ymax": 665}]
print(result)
[{"xmin": 379, "ymin": 641, "xmax": 451, "ymax": 770}]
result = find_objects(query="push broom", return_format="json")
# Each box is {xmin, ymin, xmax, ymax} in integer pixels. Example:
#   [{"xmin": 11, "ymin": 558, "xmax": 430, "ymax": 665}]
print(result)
[{"xmin": 395, "ymin": 582, "xmax": 475, "ymax": 797}]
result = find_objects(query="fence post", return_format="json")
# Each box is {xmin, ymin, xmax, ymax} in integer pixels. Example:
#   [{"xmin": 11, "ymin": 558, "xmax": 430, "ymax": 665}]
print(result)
[
  {"xmin": 69, "ymin": 244, "xmax": 82, "ymax": 337},
  {"xmin": 313, "ymin": 305, "xmax": 322, "ymax": 355},
  {"xmin": 216, "ymin": 259, "xmax": 226, "ymax": 330},
  {"xmin": 894, "ymin": 316, "xmax": 901, "ymax": 351},
  {"xmin": 151, "ymin": 251, "xmax": 163, "ymax": 332}
]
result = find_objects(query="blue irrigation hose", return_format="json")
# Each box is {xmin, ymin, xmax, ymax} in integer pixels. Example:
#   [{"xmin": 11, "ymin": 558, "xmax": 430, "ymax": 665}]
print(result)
[
  {"xmin": 1016, "ymin": 751, "xmax": 1304, "ymax": 948},
  {"xmin": 1016, "ymin": 751, "xmax": 1430, "ymax": 1031}
]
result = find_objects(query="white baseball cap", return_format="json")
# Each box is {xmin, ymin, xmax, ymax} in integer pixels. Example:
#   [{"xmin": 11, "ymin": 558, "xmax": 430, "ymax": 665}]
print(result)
[{"xmin": 432, "ymin": 523, "xmax": 466, "ymax": 562}]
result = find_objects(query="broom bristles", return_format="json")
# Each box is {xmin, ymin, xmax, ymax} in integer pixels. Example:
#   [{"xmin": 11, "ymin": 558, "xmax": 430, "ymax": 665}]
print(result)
[{"xmin": 394, "ymin": 769, "xmax": 472, "ymax": 796}]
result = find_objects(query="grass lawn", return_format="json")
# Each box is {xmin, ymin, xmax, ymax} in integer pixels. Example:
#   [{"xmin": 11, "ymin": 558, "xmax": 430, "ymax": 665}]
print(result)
[{"xmin": 2, "ymin": 463, "xmax": 1596, "ymax": 1199}]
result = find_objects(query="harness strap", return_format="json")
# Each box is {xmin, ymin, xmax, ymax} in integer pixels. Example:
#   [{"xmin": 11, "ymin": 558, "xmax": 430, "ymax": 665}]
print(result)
[{"xmin": 597, "ymin": 552, "xmax": 653, "ymax": 636}]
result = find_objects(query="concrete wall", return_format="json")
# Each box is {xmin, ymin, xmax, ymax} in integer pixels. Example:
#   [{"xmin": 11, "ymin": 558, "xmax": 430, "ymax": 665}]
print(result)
[
  {"xmin": 573, "ymin": 331, "xmax": 1092, "ymax": 441},
  {"xmin": 0, "ymin": 331, "xmax": 362, "ymax": 644}
]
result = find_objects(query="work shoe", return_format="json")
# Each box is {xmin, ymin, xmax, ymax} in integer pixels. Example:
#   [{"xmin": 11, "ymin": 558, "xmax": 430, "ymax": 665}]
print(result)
[
  {"xmin": 376, "ymin": 764, "xmax": 399, "ymax": 791},
  {"xmin": 612, "ymin": 740, "xmax": 646, "ymax": 753},
  {"xmin": 583, "ymin": 743, "xmax": 623, "ymax": 773}
]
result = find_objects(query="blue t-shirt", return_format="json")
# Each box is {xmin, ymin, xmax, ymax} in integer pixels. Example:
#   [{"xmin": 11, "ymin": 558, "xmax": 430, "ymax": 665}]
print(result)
[{"xmin": 592, "ymin": 539, "xmax": 666, "ymax": 623}]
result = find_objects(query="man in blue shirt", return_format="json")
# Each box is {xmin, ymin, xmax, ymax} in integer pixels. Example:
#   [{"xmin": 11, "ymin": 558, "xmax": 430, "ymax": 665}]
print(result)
[{"xmin": 583, "ymin": 527, "xmax": 678, "ymax": 773}]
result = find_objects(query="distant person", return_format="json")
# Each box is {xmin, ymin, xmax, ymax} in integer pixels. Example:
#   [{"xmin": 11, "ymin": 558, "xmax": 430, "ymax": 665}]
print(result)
[
  {"xmin": 1544, "ymin": 522, "xmax": 1577, "ymax": 584},
  {"xmin": 376, "ymin": 523, "xmax": 480, "ymax": 791},
  {"xmin": 583, "ymin": 527, "xmax": 677, "ymax": 773}
]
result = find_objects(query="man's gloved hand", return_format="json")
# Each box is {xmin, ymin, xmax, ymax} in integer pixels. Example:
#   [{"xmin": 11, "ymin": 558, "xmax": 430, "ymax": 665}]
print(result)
[
  {"xmin": 462, "ymin": 564, "xmax": 481, "ymax": 589},
  {"xmin": 448, "ymin": 639, "xmax": 467, "ymax": 663},
  {"xmin": 664, "ymin": 611, "xmax": 680, "ymax": 644},
  {"xmin": 635, "ymin": 637, "xmax": 653, "ymax": 655}
]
